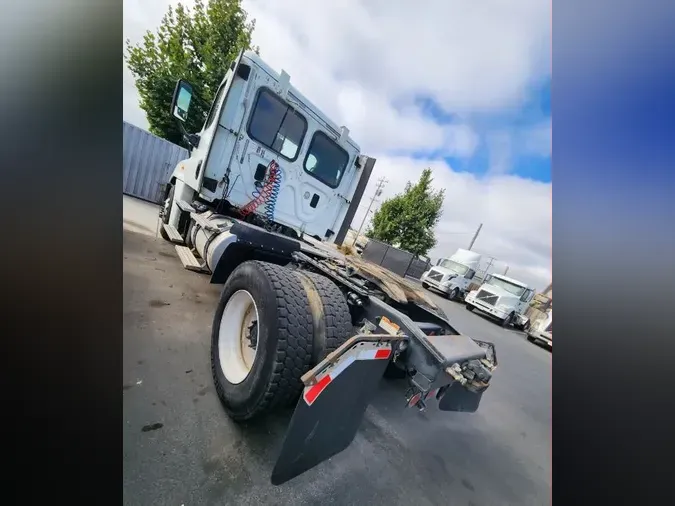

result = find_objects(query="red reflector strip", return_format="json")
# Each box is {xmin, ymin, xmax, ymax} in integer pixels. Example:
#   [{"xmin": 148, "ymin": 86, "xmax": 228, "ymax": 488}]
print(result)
[
  {"xmin": 303, "ymin": 374, "xmax": 332, "ymax": 406},
  {"xmin": 374, "ymin": 349, "xmax": 391, "ymax": 360},
  {"xmin": 408, "ymin": 393, "xmax": 421, "ymax": 407}
]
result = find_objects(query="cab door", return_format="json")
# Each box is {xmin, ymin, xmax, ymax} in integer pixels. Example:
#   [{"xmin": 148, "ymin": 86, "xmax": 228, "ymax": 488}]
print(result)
[{"xmin": 181, "ymin": 50, "xmax": 245, "ymax": 191}]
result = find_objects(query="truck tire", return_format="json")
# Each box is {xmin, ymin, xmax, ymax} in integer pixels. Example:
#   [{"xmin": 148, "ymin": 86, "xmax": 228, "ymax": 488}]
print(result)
[
  {"xmin": 448, "ymin": 287, "xmax": 459, "ymax": 301},
  {"xmin": 295, "ymin": 271, "xmax": 353, "ymax": 366},
  {"xmin": 211, "ymin": 261, "xmax": 314, "ymax": 421},
  {"xmin": 465, "ymin": 304, "xmax": 474, "ymax": 312},
  {"xmin": 501, "ymin": 312, "xmax": 515, "ymax": 328},
  {"xmin": 159, "ymin": 185, "xmax": 174, "ymax": 241},
  {"xmin": 422, "ymin": 282, "xmax": 429, "ymax": 289}
]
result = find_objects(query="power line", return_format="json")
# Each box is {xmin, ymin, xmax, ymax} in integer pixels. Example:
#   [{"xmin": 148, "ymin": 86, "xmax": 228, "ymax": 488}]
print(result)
[{"xmin": 352, "ymin": 177, "xmax": 388, "ymax": 246}]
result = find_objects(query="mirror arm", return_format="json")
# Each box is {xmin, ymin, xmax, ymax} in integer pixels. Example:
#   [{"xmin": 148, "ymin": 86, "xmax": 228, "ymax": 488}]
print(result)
[{"xmin": 175, "ymin": 121, "xmax": 200, "ymax": 150}]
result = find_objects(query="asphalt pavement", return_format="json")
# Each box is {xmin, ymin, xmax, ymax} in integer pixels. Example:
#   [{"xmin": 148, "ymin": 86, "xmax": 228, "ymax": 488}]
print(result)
[{"xmin": 123, "ymin": 196, "xmax": 551, "ymax": 506}]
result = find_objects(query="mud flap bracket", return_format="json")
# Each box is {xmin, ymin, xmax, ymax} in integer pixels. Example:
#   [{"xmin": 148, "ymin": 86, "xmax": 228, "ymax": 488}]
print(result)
[{"xmin": 271, "ymin": 334, "xmax": 403, "ymax": 485}]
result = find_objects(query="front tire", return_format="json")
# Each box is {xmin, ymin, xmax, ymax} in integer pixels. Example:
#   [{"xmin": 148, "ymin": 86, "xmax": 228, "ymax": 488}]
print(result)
[
  {"xmin": 159, "ymin": 185, "xmax": 174, "ymax": 241},
  {"xmin": 422, "ymin": 282, "xmax": 429, "ymax": 289},
  {"xmin": 448, "ymin": 288, "xmax": 459, "ymax": 301},
  {"xmin": 465, "ymin": 304, "xmax": 474, "ymax": 312},
  {"xmin": 211, "ymin": 261, "xmax": 314, "ymax": 422},
  {"xmin": 501, "ymin": 312, "xmax": 514, "ymax": 328}
]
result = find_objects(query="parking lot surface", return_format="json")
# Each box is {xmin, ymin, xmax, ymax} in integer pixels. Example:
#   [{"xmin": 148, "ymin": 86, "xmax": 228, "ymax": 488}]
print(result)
[{"xmin": 123, "ymin": 196, "xmax": 551, "ymax": 506}]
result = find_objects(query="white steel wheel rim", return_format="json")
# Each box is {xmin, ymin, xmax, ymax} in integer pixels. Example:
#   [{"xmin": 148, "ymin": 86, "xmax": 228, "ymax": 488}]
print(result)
[
  {"xmin": 219, "ymin": 290, "xmax": 260, "ymax": 384},
  {"xmin": 162, "ymin": 190, "xmax": 172, "ymax": 218}
]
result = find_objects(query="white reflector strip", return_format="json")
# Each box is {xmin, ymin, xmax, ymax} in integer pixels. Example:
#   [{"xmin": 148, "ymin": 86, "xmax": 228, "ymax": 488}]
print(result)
[
  {"xmin": 328, "ymin": 355, "xmax": 356, "ymax": 380},
  {"xmin": 303, "ymin": 344, "xmax": 392, "ymax": 405}
]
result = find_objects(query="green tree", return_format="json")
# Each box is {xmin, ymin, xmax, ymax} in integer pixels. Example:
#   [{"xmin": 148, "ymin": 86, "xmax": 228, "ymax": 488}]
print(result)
[
  {"xmin": 125, "ymin": 0, "xmax": 259, "ymax": 145},
  {"xmin": 366, "ymin": 168, "xmax": 445, "ymax": 256}
]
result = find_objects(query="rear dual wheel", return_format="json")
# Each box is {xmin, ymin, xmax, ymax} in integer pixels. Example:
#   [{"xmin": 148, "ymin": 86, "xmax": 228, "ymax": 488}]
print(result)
[{"xmin": 211, "ymin": 261, "xmax": 352, "ymax": 421}]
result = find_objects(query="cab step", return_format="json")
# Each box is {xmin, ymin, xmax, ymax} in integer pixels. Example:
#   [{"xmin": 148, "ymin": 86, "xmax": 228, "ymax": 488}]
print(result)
[
  {"xmin": 176, "ymin": 199, "xmax": 196, "ymax": 213},
  {"xmin": 174, "ymin": 245, "xmax": 210, "ymax": 273},
  {"xmin": 161, "ymin": 223, "xmax": 184, "ymax": 244},
  {"xmin": 190, "ymin": 212, "xmax": 221, "ymax": 232}
]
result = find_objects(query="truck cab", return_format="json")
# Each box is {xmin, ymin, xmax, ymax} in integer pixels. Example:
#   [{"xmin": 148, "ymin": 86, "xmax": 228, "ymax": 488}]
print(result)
[
  {"xmin": 163, "ymin": 50, "xmax": 373, "ymax": 246},
  {"xmin": 465, "ymin": 273, "xmax": 535, "ymax": 329},
  {"xmin": 421, "ymin": 249, "xmax": 481, "ymax": 301}
]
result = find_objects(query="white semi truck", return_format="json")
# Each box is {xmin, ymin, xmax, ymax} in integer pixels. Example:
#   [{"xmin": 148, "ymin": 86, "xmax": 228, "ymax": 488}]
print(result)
[
  {"xmin": 527, "ymin": 310, "xmax": 552, "ymax": 348},
  {"xmin": 156, "ymin": 50, "xmax": 498, "ymax": 485},
  {"xmin": 420, "ymin": 249, "xmax": 481, "ymax": 301},
  {"xmin": 465, "ymin": 273, "xmax": 535, "ymax": 329}
]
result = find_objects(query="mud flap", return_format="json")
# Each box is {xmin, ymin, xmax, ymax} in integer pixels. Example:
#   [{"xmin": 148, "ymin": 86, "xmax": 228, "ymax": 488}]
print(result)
[
  {"xmin": 438, "ymin": 381, "xmax": 484, "ymax": 413},
  {"xmin": 271, "ymin": 335, "xmax": 401, "ymax": 485}
]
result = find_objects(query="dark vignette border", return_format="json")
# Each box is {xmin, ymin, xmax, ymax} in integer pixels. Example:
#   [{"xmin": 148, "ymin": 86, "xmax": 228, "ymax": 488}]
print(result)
[
  {"xmin": 0, "ymin": 2, "xmax": 122, "ymax": 504},
  {"xmin": 554, "ymin": 0, "xmax": 675, "ymax": 503}
]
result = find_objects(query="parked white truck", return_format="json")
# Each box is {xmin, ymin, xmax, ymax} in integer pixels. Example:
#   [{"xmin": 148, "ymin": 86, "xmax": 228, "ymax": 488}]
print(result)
[
  {"xmin": 527, "ymin": 310, "xmax": 552, "ymax": 348},
  {"xmin": 155, "ymin": 49, "xmax": 498, "ymax": 485},
  {"xmin": 420, "ymin": 249, "xmax": 481, "ymax": 301},
  {"xmin": 465, "ymin": 273, "xmax": 535, "ymax": 329}
]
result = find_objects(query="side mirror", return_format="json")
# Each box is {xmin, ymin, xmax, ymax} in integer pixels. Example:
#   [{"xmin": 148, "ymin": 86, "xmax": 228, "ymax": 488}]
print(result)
[
  {"xmin": 465, "ymin": 269, "xmax": 476, "ymax": 280},
  {"xmin": 436, "ymin": 258, "xmax": 442, "ymax": 266},
  {"xmin": 484, "ymin": 274, "xmax": 493, "ymax": 283},
  {"xmin": 170, "ymin": 79, "xmax": 194, "ymax": 122}
]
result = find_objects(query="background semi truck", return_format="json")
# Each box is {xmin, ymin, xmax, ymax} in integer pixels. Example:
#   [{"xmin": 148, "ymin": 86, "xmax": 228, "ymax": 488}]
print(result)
[
  {"xmin": 156, "ymin": 50, "xmax": 498, "ymax": 484},
  {"xmin": 465, "ymin": 273, "xmax": 535, "ymax": 329},
  {"xmin": 421, "ymin": 249, "xmax": 481, "ymax": 301},
  {"xmin": 528, "ymin": 310, "xmax": 552, "ymax": 348}
]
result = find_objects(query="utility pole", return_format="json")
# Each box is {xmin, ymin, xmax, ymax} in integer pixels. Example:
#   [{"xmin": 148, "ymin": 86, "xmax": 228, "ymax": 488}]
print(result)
[
  {"xmin": 467, "ymin": 223, "xmax": 483, "ymax": 251},
  {"xmin": 503, "ymin": 266, "xmax": 509, "ymax": 276},
  {"xmin": 352, "ymin": 177, "xmax": 388, "ymax": 246},
  {"xmin": 482, "ymin": 256, "xmax": 496, "ymax": 280}
]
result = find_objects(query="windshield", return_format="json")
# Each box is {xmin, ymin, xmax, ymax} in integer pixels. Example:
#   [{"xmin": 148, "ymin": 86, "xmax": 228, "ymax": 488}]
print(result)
[
  {"xmin": 438, "ymin": 259, "xmax": 469, "ymax": 275},
  {"xmin": 486, "ymin": 277, "xmax": 526, "ymax": 297}
]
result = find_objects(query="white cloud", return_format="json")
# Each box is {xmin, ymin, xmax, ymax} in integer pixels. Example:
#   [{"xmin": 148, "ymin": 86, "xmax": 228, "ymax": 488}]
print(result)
[
  {"xmin": 521, "ymin": 119, "xmax": 552, "ymax": 157},
  {"xmin": 486, "ymin": 131, "xmax": 513, "ymax": 176},
  {"xmin": 122, "ymin": 0, "xmax": 552, "ymax": 290},
  {"xmin": 351, "ymin": 156, "xmax": 551, "ymax": 290}
]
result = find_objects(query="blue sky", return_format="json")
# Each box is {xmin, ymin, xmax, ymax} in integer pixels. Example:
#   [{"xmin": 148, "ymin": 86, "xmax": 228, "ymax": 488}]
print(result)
[{"xmin": 409, "ymin": 79, "xmax": 551, "ymax": 183}]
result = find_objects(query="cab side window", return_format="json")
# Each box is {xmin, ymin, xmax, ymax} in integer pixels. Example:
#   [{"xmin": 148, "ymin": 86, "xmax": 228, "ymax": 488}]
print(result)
[{"xmin": 247, "ymin": 88, "xmax": 307, "ymax": 161}]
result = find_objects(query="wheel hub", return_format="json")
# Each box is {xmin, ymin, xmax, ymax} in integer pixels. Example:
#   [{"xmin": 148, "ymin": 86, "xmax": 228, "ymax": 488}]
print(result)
[{"xmin": 246, "ymin": 321, "xmax": 258, "ymax": 349}]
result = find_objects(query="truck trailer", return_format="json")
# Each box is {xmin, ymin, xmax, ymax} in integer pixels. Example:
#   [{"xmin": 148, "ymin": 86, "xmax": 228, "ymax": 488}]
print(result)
[{"xmin": 157, "ymin": 50, "xmax": 498, "ymax": 485}]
